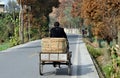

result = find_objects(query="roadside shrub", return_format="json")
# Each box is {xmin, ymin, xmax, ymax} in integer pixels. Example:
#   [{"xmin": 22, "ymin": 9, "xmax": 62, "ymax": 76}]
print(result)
[
  {"xmin": 103, "ymin": 64, "xmax": 113, "ymax": 78},
  {"xmin": 9, "ymin": 26, "xmax": 20, "ymax": 46},
  {"xmin": 0, "ymin": 43, "xmax": 10, "ymax": 51},
  {"xmin": 87, "ymin": 45, "xmax": 102, "ymax": 58}
]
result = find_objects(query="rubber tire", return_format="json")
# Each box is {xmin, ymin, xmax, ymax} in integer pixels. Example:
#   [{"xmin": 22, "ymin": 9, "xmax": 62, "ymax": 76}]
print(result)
[
  {"xmin": 68, "ymin": 61, "xmax": 71, "ymax": 75},
  {"xmin": 39, "ymin": 62, "xmax": 43, "ymax": 75}
]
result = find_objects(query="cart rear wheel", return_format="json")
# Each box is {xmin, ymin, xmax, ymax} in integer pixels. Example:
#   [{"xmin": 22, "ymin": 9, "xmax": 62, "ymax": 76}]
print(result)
[
  {"xmin": 68, "ymin": 60, "xmax": 72, "ymax": 75},
  {"xmin": 68, "ymin": 63, "xmax": 71, "ymax": 75},
  {"xmin": 68, "ymin": 52, "xmax": 72, "ymax": 75},
  {"xmin": 39, "ymin": 62, "xmax": 43, "ymax": 75}
]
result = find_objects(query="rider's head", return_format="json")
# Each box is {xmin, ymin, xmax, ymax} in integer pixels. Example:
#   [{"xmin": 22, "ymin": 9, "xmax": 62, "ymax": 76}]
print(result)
[{"xmin": 54, "ymin": 21, "xmax": 60, "ymax": 27}]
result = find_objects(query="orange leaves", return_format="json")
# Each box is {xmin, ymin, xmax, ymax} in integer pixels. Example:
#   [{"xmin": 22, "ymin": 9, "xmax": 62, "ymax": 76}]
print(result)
[
  {"xmin": 81, "ymin": 0, "xmax": 102, "ymax": 22},
  {"xmin": 71, "ymin": 1, "xmax": 82, "ymax": 17},
  {"xmin": 72, "ymin": 0, "xmax": 120, "ymax": 40},
  {"xmin": 72, "ymin": 0, "xmax": 120, "ymax": 24}
]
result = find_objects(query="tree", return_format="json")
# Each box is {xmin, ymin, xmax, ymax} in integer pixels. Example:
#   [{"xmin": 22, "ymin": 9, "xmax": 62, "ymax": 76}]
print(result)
[
  {"xmin": 72, "ymin": 0, "xmax": 120, "ymax": 45},
  {"xmin": 50, "ymin": 0, "xmax": 77, "ymax": 28},
  {"xmin": 17, "ymin": 0, "xmax": 60, "ymax": 43}
]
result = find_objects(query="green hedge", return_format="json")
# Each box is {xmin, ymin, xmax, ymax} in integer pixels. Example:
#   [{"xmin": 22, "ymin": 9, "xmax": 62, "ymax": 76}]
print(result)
[{"xmin": 87, "ymin": 45, "xmax": 102, "ymax": 58}]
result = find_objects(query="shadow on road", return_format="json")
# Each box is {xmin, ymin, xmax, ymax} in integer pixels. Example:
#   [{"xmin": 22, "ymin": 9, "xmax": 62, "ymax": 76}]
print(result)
[
  {"xmin": 74, "ymin": 64, "xmax": 94, "ymax": 76},
  {"xmin": 41, "ymin": 64, "xmax": 94, "ymax": 76}
]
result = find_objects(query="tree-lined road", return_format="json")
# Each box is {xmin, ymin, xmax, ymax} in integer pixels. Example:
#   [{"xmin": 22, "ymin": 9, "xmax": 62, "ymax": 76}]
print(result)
[{"xmin": 0, "ymin": 34, "xmax": 99, "ymax": 78}]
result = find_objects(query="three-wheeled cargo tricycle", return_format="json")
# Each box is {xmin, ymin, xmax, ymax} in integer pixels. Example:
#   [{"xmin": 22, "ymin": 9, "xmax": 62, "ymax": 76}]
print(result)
[{"xmin": 39, "ymin": 38, "xmax": 72, "ymax": 75}]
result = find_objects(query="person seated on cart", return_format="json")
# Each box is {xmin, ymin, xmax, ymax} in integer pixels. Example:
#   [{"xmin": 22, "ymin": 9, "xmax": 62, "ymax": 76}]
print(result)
[
  {"xmin": 50, "ymin": 21, "xmax": 69, "ymax": 68},
  {"xmin": 50, "ymin": 21, "xmax": 69, "ymax": 51}
]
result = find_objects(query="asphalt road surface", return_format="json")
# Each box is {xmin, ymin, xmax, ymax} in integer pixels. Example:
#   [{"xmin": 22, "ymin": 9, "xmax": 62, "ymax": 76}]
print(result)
[{"xmin": 0, "ymin": 34, "xmax": 99, "ymax": 78}]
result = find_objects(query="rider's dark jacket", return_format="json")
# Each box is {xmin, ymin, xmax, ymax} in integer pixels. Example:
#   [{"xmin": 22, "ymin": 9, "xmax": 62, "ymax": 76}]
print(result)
[
  {"xmin": 50, "ymin": 26, "xmax": 69, "ymax": 49},
  {"xmin": 50, "ymin": 26, "xmax": 67, "ymax": 38}
]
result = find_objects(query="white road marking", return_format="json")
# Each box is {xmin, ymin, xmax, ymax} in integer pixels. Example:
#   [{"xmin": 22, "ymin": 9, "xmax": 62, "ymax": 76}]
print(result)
[{"xmin": 72, "ymin": 37, "xmax": 79, "ymax": 78}]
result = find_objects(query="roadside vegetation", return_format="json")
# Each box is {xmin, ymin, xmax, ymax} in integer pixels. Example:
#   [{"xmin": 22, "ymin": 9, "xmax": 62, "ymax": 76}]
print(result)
[
  {"xmin": 85, "ymin": 37, "xmax": 120, "ymax": 78},
  {"xmin": 0, "ymin": 42, "xmax": 10, "ymax": 51}
]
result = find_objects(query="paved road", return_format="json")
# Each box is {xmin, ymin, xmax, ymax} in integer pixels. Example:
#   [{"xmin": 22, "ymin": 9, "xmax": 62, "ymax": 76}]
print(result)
[{"xmin": 0, "ymin": 34, "xmax": 99, "ymax": 78}]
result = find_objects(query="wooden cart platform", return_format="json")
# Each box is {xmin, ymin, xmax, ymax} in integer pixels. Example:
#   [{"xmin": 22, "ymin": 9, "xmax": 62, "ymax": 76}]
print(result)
[{"xmin": 39, "ymin": 51, "xmax": 72, "ymax": 75}]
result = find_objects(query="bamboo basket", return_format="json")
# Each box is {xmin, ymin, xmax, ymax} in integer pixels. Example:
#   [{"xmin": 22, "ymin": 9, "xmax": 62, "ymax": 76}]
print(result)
[{"xmin": 41, "ymin": 38, "xmax": 67, "ymax": 53}]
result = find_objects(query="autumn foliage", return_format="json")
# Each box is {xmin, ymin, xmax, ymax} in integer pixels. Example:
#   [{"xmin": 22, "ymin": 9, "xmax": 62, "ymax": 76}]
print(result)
[
  {"xmin": 72, "ymin": 0, "xmax": 120, "ymax": 44},
  {"xmin": 17, "ymin": 0, "xmax": 60, "ymax": 39}
]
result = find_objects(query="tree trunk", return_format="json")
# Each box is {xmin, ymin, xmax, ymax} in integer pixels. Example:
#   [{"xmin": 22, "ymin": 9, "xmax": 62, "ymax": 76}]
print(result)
[
  {"xmin": 118, "ymin": 30, "xmax": 120, "ymax": 46},
  {"xmin": 27, "ymin": 6, "xmax": 31, "ymax": 41},
  {"xmin": 38, "ymin": 24, "xmax": 42, "ymax": 39},
  {"xmin": 20, "ymin": 11, "xmax": 24, "ymax": 43},
  {"xmin": 19, "ymin": 4, "xmax": 24, "ymax": 44},
  {"xmin": 28, "ymin": 13, "xmax": 31, "ymax": 41},
  {"xmin": 26, "ymin": 21, "xmax": 29, "ymax": 42}
]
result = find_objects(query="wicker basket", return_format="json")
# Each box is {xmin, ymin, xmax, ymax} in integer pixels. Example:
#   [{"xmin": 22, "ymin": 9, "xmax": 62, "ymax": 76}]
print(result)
[{"xmin": 41, "ymin": 38, "xmax": 67, "ymax": 53}]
